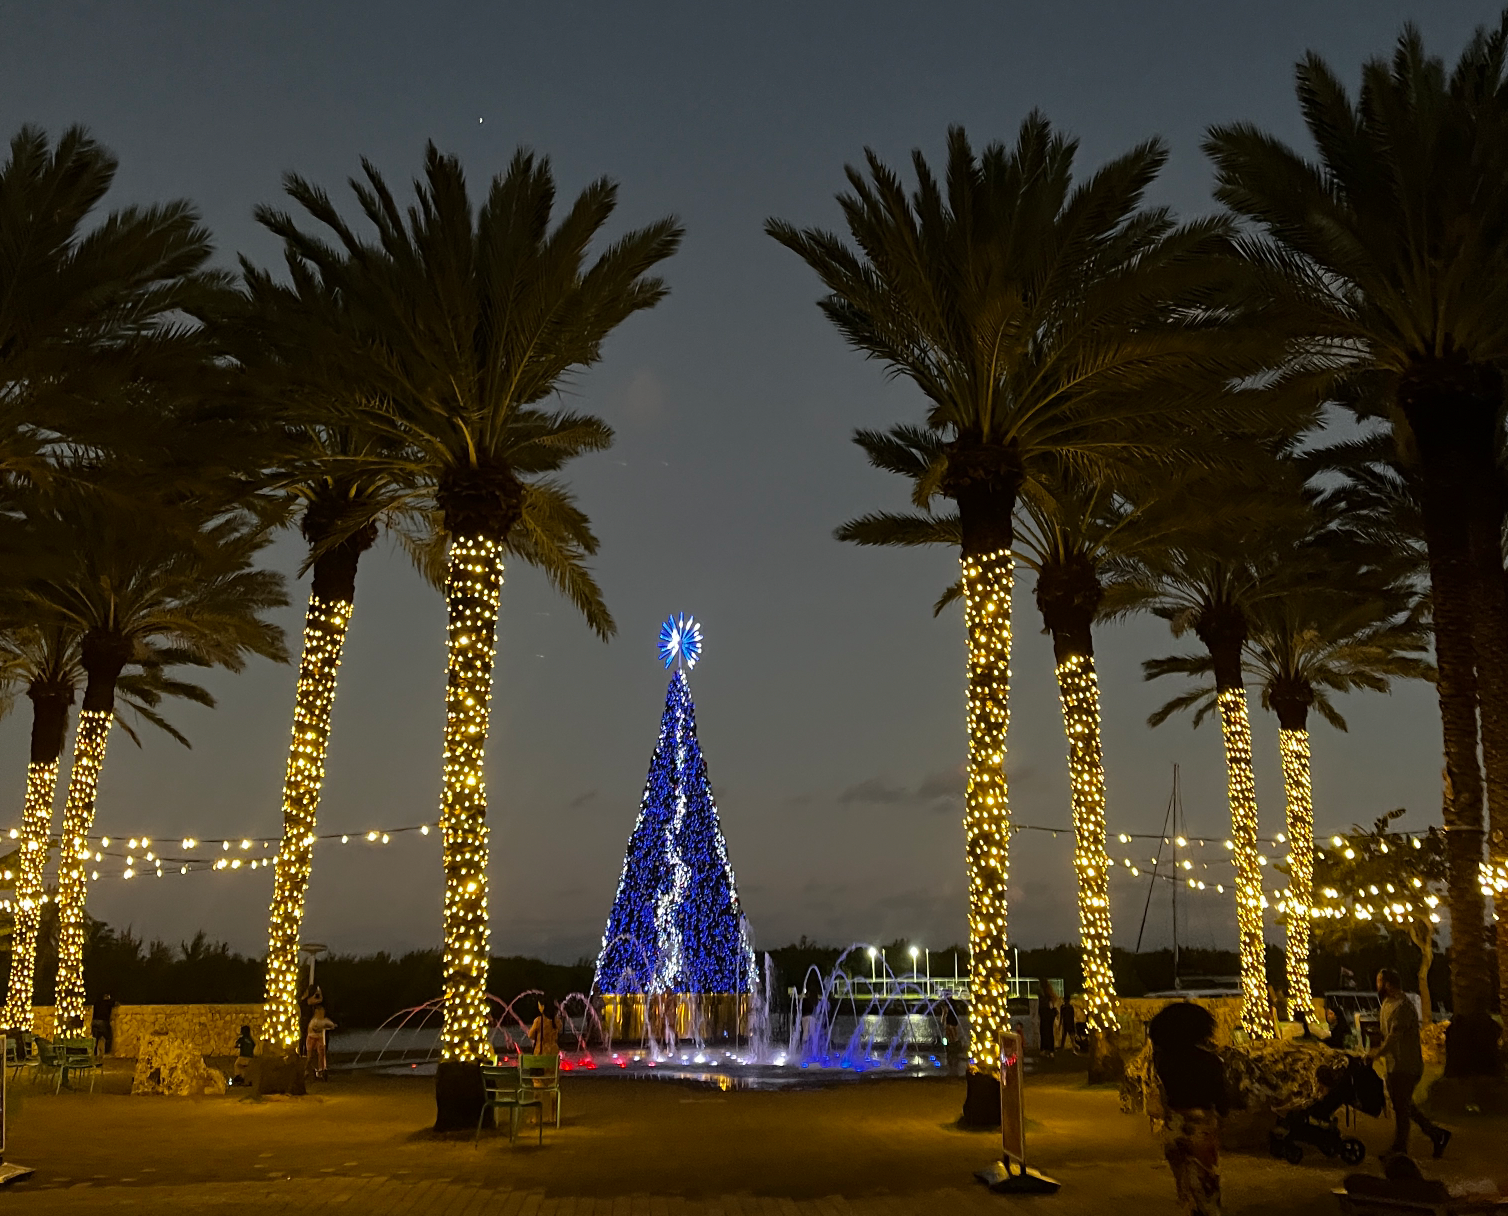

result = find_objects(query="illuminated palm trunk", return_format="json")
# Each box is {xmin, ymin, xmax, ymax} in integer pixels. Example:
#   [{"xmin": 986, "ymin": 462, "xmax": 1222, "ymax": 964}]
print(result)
[
  {"xmin": 261, "ymin": 592, "xmax": 354, "ymax": 1048},
  {"xmin": 3, "ymin": 759, "xmax": 61, "ymax": 1028},
  {"xmin": 1277, "ymin": 727, "xmax": 1315, "ymax": 1020},
  {"xmin": 961, "ymin": 548, "xmax": 1013, "ymax": 1078},
  {"xmin": 1053, "ymin": 653, "xmax": 1117, "ymax": 1034},
  {"xmin": 52, "ymin": 708, "xmax": 114, "ymax": 1029},
  {"xmin": 438, "ymin": 534, "xmax": 503, "ymax": 1063},
  {"xmin": 1216, "ymin": 688, "xmax": 1274, "ymax": 1038}
]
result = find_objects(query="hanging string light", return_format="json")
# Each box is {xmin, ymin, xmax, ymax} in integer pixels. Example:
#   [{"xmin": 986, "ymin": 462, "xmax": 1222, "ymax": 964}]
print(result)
[
  {"xmin": 961, "ymin": 549, "xmax": 1013, "ymax": 1077},
  {"xmin": 1277, "ymin": 728, "xmax": 1315, "ymax": 1019},
  {"xmin": 1054, "ymin": 653, "xmax": 1117, "ymax": 1034},
  {"xmin": 1216, "ymin": 688, "xmax": 1274, "ymax": 1039},
  {"xmin": 2, "ymin": 759, "xmax": 61, "ymax": 1028},
  {"xmin": 53, "ymin": 709, "xmax": 113, "ymax": 1029},
  {"xmin": 438, "ymin": 536, "xmax": 503, "ymax": 1063},
  {"xmin": 262, "ymin": 594, "xmax": 354, "ymax": 1049}
]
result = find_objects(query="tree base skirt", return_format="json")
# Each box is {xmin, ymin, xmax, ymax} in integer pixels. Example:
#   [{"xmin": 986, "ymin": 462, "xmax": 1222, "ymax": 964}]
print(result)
[
  {"xmin": 251, "ymin": 1050, "xmax": 306, "ymax": 1097},
  {"xmin": 434, "ymin": 1060, "xmax": 491, "ymax": 1132},
  {"xmin": 1442, "ymin": 1010, "xmax": 1504, "ymax": 1080},
  {"xmin": 961, "ymin": 1068, "xmax": 1002, "ymax": 1127},
  {"xmin": 1426, "ymin": 1073, "xmax": 1508, "ymax": 1116},
  {"xmin": 1086, "ymin": 1030, "xmax": 1124, "ymax": 1086}
]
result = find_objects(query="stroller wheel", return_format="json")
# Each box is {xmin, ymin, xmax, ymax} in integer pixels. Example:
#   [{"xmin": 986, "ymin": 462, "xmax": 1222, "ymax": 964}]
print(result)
[
  {"xmin": 1339, "ymin": 1138, "xmax": 1366, "ymax": 1166},
  {"xmin": 1268, "ymin": 1132, "xmax": 1286, "ymax": 1159},
  {"xmin": 1284, "ymin": 1141, "xmax": 1304, "ymax": 1165}
]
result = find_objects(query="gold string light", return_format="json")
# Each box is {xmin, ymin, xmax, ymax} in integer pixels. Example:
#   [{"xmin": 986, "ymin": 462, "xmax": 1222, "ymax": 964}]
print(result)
[
  {"xmin": 1054, "ymin": 653, "xmax": 1118, "ymax": 1034},
  {"xmin": 439, "ymin": 535, "xmax": 503, "ymax": 1063},
  {"xmin": 961, "ymin": 549, "xmax": 1013, "ymax": 1077},
  {"xmin": 1277, "ymin": 728, "xmax": 1315, "ymax": 1019},
  {"xmin": 53, "ymin": 709, "xmax": 113, "ymax": 1029},
  {"xmin": 2, "ymin": 759, "xmax": 61, "ymax": 1028},
  {"xmin": 262, "ymin": 594, "xmax": 354, "ymax": 1049},
  {"xmin": 1216, "ymin": 688, "xmax": 1274, "ymax": 1039}
]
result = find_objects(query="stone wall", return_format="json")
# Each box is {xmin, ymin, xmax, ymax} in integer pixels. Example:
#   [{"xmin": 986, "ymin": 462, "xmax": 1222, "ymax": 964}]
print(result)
[{"xmin": 28, "ymin": 1004, "xmax": 265, "ymax": 1058}]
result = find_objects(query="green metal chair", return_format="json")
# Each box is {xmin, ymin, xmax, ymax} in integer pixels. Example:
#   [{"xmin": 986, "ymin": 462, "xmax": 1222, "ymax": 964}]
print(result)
[
  {"xmin": 57, "ymin": 1038, "xmax": 102, "ymax": 1093},
  {"xmin": 475, "ymin": 1064, "xmax": 532, "ymax": 1145},
  {"xmin": 4, "ymin": 1034, "xmax": 35, "ymax": 1083},
  {"xmin": 518, "ymin": 1053, "xmax": 561, "ymax": 1136},
  {"xmin": 31, "ymin": 1037, "xmax": 61, "ymax": 1089}
]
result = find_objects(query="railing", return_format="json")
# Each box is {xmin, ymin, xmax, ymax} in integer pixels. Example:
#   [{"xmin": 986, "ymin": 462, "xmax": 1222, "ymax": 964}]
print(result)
[{"xmin": 791, "ymin": 976, "xmax": 1046, "ymax": 1003}]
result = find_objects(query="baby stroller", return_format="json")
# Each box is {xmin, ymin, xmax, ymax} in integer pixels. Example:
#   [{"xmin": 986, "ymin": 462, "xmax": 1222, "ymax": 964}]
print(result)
[{"xmin": 1268, "ymin": 1055, "xmax": 1384, "ymax": 1166}]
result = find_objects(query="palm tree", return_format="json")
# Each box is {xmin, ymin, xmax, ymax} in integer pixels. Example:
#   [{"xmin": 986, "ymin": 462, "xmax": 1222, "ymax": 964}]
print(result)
[
  {"xmin": 1204, "ymin": 14, "xmax": 1508, "ymax": 1056},
  {"xmin": 0, "ymin": 124, "xmax": 227, "ymax": 493},
  {"xmin": 232, "ymin": 266, "xmax": 419, "ymax": 1053},
  {"xmin": 251, "ymin": 144, "xmax": 681, "ymax": 1126},
  {"xmin": 770, "ymin": 118, "xmax": 1305, "ymax": 1119},
  {"xmin": 16, "ymin": 485, "xmax": 286, "ymax": 1028},
  {"xmin": 0, "ymin": 620, "xmax": 214, "ymax": 1028},
  {"xmin": 1147, "ymin": 577, "xmax": 1430, "ymax": 1024}
]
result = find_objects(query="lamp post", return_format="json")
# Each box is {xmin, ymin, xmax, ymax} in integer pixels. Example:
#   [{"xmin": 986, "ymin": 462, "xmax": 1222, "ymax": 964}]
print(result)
[
  {"xmin": 909, "ymin": 945, "xmax": 920, "ymax": 979},
  {"xmin": 868, "ymin": 946, "xmax": 877, "ymax": 985}
]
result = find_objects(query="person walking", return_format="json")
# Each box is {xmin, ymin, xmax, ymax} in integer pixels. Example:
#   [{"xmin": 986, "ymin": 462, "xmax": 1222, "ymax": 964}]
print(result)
[
  {"xmin": 305, "ymin": 1005, "xmax": 335, "ymax": 1081},
  {"xmin": 232, "ymin": 1024, "xmax": 256, "ymax": 1086},
  {"xmin": 298, "ymin": 982, "xmax": 323, "ymax": 1056},
  {"xmin": 942, "ymin": 1003, "xmax": 964, "ymax": 1076},
  {"xmin": 1059, "ymin": 996, "xmax": 1077, "ymax": 1052},
  {"xmin": 1037, "ymin": 983, "xmax": 1058, "ymax": 1058},
  {"xmin": 91, "ymin": 992, "xmax": 116, "ymax": 1057},
  {"xmin": 1149, "ymin": 1002, "xmax": 1228, "ymax": 1215},
  {"xmin": 1367, "ymin": 969, "xmax": 1450, "ymax": 1159}
]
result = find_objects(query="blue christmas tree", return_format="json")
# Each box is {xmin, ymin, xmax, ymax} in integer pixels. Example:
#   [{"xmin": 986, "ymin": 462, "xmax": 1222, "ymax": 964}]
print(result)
[{"xmin": 594, "ymin": 615, "xmax": 756, "ymax": 994}]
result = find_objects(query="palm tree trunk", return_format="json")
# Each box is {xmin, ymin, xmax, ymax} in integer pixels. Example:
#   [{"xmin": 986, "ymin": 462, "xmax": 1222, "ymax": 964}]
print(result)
[
  {"xmin": 51, "ymin": 707, "xmax": 113, "ymax": 1030},
  {"xmin": 434, "ymin": 533, "xmax": 503, "ymax": 1129},
  {"xmin": 1410, "ymin": 924, "xmax": 1434, "ymax": 1027},
  {"xmin": 52, "ymin": 632, "xmax": 129, "ymax": 1030},
  {"xmin": 1276, "ymin": 726, "xmax": 1315, "ymax": 1023},
  {"xmin": 960, "ymin": 545, "xmax": 1014, "ymax": 1117},
  {"xmin": 1400, "ymin": 373, "xmax": 1495, "ymax": 1071},
  {"xmin": 2, "ymin": 683, "xmax": 71, "ymax": 1029},
  {"xmin": 260, "ymin": 589, "xmax": 355, "ymax": 1049},
  {"xmin": 1215, "ymin": 685, "xmax": 1274, "ymax": 1040}
]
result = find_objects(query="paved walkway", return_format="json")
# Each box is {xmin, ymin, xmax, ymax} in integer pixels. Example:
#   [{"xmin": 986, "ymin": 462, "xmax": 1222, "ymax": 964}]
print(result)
[{"xmin": 3, "ymin": 1062, "xmax": 1503, "ymax": 1213}]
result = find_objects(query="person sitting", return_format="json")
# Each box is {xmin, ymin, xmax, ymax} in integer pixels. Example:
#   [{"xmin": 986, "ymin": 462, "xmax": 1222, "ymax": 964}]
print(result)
[
  {"xmin": 232, "ymin": 1024, "xmax": 256, "ymax": 1086},
  {"xmin": 1323, "ymin": 999, "xmax": 1353, "ymax": 1050},
  {"xmin": 527, "ymin": 998, "xmax": 560, "ymax": 1056}
]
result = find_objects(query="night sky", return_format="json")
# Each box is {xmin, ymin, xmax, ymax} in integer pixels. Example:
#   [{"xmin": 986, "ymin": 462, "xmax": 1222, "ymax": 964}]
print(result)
[{"xmin": 1, "ymin": 1, "xmax": 1493, "ymax": 967}]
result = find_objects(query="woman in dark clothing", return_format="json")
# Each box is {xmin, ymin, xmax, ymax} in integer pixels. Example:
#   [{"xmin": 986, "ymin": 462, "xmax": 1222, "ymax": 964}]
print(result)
[
  {"xmin": 1149, "ymin": 1002, "xmax": 1228, "ymax": 1216},
  {"xmin": 1059, "ymin": 998, "xmax": 1077, "ymax": 1051},
  {"xmin": 1323, "ymin": 999, "xmax": 1353, "ymax": 1050},
  {"xmin": 1037, "ymin": 985, "xmax": 1058, "ymax": 1058}
]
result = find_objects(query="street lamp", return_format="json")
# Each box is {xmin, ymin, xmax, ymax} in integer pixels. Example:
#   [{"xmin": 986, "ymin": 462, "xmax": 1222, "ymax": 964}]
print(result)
[
  {"xmin": 868, "ymin": 946, "xmax": 878, "ymax": 984},
  {"xmin": 908, "ymin": 945, "xmax": 920, "ymax": 978}
]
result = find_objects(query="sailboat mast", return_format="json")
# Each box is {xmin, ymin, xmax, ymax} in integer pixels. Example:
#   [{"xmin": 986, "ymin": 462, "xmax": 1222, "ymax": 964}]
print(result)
[{"xmin": 1171, "ymin": 764, "xmax": 1181, "ymax": 991}]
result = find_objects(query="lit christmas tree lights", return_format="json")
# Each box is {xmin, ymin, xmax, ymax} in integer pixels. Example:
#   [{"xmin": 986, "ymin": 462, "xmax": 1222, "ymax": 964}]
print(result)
[
  {"xmin": 2, "ymin": 759, "xmax": 60, "ymax": 1028},
  {"xmin": 962, "ymin": 550, "xmax": 1014, "ymax": 1076},
  {"xmin": 1054, "ymin": 653, "xmax": 1117, "ymax": 1034},
  {"xmin": 1278, "ymin": 727, "xmax": 1315, "ymax": 1018},
  {"xmin": 595, "ymin": 617, "xmax": 755, "ymax": 995},
  {"xmin": 262, "ymin": 593, "xmax": 354, "ymax": 1048},
  {"xmin": 439, "ymin": 536, "xmax": 503, "ymax": 1063},
  {"xmin": 53, "ymin": 708, "xmax": 113, "ymax": 1028},
  {"xmin": 1216, "ymin": 688, "xmax": 1274, "ymax": 1038}
]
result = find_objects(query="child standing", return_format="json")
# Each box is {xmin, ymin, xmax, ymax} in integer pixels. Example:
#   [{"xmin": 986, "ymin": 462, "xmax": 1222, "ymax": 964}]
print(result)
[
  {"xmin": 232, "ymin": 1024, "xmax": 256, "ymax": 1086},
  {"xmin": 306, "ymin": 1006, "xmax": 336, "ymax": 1080}
]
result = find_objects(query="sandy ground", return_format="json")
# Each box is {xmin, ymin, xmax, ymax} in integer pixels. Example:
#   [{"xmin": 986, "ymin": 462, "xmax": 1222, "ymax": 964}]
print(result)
[{"xmin": 0, "ymin": 1057, "xmax": 1502, "ymax": 1213}]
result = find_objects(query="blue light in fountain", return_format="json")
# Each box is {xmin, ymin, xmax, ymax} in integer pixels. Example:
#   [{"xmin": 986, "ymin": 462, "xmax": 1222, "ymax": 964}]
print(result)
[{"xmin": 595, "ymin": 615, "xmax": 754, "ymax": 995}]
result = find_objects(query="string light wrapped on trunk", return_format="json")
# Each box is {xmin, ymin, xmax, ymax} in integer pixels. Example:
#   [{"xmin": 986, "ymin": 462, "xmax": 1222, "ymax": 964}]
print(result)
[
  {"xmin": 961, "ymin": 549, "xmax": 1014, "ymax": 1076},
  {"xmin": 1216, "ymin": 688, "xmax": 1274, "ymax": 1039},
  {"xmin": 2, "ymin": 759, "xmax": 61, "ymax": 1027},
  {"xmin": 262, "ymin": 594, "xmax": 354, "ymax": 1048},
  {"xmin": 1278, "ymin": 728, "xmax": 1315, "ymax": 1019},
  {"xmin": 1054, "ymin": 653, "xmax": 1118, "ymax": 1034},
  {"xmin": 438, "ymin": 535, "xmax": 503, "ymax": 1063},
  {"xmin": 53, "ymin": 709, "xmax": 113, "ymax": 1028}
]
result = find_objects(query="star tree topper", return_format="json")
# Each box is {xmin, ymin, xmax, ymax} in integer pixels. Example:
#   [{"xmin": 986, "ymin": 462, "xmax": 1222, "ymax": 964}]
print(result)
[{"xmin": 658, "ymin": 612, "xmax": 703, "ymax": 671}]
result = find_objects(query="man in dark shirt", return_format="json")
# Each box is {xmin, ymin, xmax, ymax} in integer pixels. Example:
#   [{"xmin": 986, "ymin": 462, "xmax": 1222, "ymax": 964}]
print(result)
[
  {"xmin": 1367, "ymin": 969, "xmax": 1449, "ymax": 1159},
  {"xmin": 91, "ymin": 993, "xmax": 116, "ymax": 1057}
]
